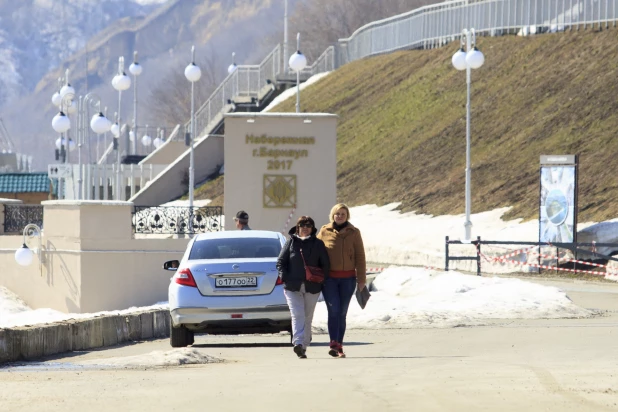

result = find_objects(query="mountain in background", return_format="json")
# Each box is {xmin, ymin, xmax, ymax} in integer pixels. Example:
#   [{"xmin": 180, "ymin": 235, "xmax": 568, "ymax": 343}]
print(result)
[
  {"xmin": 0, "ymin": 0, "xmax": 295, "ymax": 169},
  {"xmin": 0, "ymin": 0, "xmax": 167, "ymax": 108}
]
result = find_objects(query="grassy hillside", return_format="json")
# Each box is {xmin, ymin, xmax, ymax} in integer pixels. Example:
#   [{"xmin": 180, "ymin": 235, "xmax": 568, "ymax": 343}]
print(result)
[{"xmin": 267, "ymin": 29, "xmax": 618, "ymax": 222}]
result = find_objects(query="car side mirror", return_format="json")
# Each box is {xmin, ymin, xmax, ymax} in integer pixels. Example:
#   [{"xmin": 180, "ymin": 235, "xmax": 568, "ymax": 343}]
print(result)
[{"xmin": 163, "ymin": 260, "xmax": 180, "ymax": 271}]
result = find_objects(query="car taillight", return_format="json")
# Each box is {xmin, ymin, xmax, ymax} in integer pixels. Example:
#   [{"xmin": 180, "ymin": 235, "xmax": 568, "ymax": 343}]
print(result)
[
  {"xmin": 275, "ymin": 276, "xmax": 283, "ymax": 286},
  {"xmin": 174, "ymin": 268, "xmax": 197, "ymax": 287}
]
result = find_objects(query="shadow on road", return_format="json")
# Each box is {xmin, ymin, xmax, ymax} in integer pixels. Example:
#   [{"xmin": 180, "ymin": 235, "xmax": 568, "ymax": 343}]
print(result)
[
  {"xmin": 345, "ymin": 356, "xmax": 468, "ymax": 360},
  {"xmin": 192, "ymin": 341, "xmax": 374, "ymax": 349},
  {"xmin": 192, "ymin": 342, "xmax": 292, "ymax": 348},
  {"xmin": 309, "ymin": 341, "xmax": 372, "ymax": 347}
]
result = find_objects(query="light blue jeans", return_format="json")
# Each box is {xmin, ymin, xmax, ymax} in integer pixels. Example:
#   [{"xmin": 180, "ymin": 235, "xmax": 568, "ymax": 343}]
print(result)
[{"xmin": 283, "ymin": 284, "xmax": 320, "ymax": 349}]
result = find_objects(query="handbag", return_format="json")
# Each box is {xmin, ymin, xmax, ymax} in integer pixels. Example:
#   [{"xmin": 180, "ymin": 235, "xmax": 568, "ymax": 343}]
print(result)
[{"xmin": 299, "ymin": 247, "xmax": 325, "ymax": 284}]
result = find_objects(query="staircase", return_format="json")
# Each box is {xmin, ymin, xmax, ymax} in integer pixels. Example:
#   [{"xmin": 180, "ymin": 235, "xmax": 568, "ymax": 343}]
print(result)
[{"xmin": 128, "ymin": 44, "xmax": 336, "ymax": 207}]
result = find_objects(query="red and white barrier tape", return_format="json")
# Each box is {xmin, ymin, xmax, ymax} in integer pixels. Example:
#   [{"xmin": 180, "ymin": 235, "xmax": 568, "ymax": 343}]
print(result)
[
  {"xmin": 280, "ymin": 204, "xmax": 297, "ymax": 234},
  {"xmin": 367, "ymin": 267, "xmax": 386, "ymax": 273},
  {"xmin": 493, "ymin": 245, "xmax": 539, "ymax": 260},
  {"xmin": 482, "ymin": 251, "xmax": 618, "ymax": 276},
  {"xmin": 528, "ymin": 249, "xmax": 612, "ymax": 270}
]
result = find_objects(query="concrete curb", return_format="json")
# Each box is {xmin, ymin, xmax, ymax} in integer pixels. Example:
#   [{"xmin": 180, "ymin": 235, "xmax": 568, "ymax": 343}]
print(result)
[{"xmin": 0, "ymin": 309, "xmax": 170, "ymax": 364}]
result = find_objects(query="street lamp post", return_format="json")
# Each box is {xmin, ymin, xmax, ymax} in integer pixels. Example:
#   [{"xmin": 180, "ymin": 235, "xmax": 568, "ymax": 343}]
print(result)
[
  {"xmin": 283, "ymin": 0, "xmax": 289, "ymax": 74},
  {"xmin": 77, "ymin": 93, "xmax": 110, "ymax": 199},
  {"xmin": 129, "ymin": 51, "xmax": 143, "ymax": 155},
  {"xmin": 451, "ymin": 28, "xmax": 485, "ymax": 242},
  {"xmin": 51, "ymin": 71, "xmax": 76, "ymax": 200},
  {"xmin": 141, "ymin": 125, "xmax": 152, "ymax": 153},
  {"xmin": 228, "ymin": 52, "xmax": 237, "ymax": 74},
  {"xmin": 288, "ymin": 33, "xmax": 307, "ymax": 113},
  {"xmin": 185, "ymin": 45, "xmax": 202, "ymax": 234},
  {"xmin": 60, "ymin": 69, "xmax": 75, "ymax": 165},
  {"xmin": 112, "ymin": 57, "xmax": 131, "ymax": 200}
]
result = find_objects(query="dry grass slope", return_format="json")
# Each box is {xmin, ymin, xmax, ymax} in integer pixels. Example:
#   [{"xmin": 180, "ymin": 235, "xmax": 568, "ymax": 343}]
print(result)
[{"xmin": 268, "ymin": 29, "xmax": 618, "ymax": 222}]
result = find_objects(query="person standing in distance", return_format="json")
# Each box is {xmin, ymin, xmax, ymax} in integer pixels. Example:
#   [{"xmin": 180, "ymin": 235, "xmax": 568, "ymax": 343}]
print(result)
[
  {"xmin": 234, "ymin": 210, "xmax": 251, "ymax": 230},
  {"xmin": 317, "ymin": 203, "xmax": 366, "ymax": 358}
]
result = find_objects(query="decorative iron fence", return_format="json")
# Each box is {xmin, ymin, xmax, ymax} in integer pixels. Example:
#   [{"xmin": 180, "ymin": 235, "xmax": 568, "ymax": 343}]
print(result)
[
  {"xmin": 3, "ymin": 204, "xmax": 44, "ymax": 234},
  {"xmin": 132, "ymin": 206, "xmax": 223, "ymax": 235}
]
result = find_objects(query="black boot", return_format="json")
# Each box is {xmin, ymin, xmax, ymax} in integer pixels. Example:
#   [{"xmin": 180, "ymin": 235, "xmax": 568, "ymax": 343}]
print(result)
[{"xmin": 293, "ymin": 344, "xmax": 305, "ymax": 358}]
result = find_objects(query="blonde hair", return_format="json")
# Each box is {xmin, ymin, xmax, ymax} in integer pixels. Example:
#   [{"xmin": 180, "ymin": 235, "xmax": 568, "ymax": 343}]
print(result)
[{"xmin": 329, "ymin": 203, "xmax": 350, "ymax": 223}]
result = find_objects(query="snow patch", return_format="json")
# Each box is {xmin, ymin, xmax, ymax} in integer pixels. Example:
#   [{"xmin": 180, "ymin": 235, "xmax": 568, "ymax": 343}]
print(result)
[
  {"xmin": 0, "ymin": 286, "xmax": 168, "ymax": 329},
  {"xmin": 77, "ymin": 348, "xmax": 222, "ymax": 368},
  {"xmin": 262, "ymin": 72, "xmax": 332, "ymax": 112},
  {"xmin": 312, "ymin": 267, "xmax": 593, "ymax": 331}
]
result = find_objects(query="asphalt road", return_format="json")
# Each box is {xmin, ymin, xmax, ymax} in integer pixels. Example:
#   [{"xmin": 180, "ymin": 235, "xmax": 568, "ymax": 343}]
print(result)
[{"xmin": 0, "ymin": 277, "xmax": 617, "ymax": 412}]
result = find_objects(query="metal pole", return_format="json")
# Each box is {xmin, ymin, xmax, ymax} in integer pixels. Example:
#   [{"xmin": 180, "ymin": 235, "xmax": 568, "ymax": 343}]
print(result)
[
  {"xmin": 296, "ymin": 70, "xmax": 301, "ymax": 113},
  {"xmin": 64, "ymin": 69, "xmax": 71, "ymax": 166},
  {"xmin": 78, "ymin": 96, "xmax": 83, "ymax": 200},
  {"xmin": 133, "ymin": 51, "xmax": 138, "ymax": 155},
  {"xmin": 464, "ymin": 29, "xmax": 473, "ymax": 242},
  {"xmin": 296, "ymin": 33, "xmax": 301, "ymax": 113},
  {"xmin": 284, "ymin": 0, "xmax": 289, "ymax": 74},
  {"xmin": 189, "ymin": 46, "xmax": 196, "ymax": 233},
  {"xmin": 114, "ymin": 111, "xmax": 120, "ymax": 200}
]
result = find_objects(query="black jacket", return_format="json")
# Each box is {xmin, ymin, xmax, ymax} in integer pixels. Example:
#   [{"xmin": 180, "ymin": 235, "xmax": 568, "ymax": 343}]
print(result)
[{"xmin": 276, "ymin": 226, "xmax": 330, "ymax": 294}]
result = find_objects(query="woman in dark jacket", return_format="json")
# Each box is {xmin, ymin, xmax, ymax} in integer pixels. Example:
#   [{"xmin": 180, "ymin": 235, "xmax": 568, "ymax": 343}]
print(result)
[{"xmin": 277, "ymin": 216, "xmax": 330, "ymax": 359}]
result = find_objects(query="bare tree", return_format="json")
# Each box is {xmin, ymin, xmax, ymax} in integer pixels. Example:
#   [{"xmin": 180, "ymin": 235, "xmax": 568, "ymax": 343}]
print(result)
[
  {"xmin": 146, "ymin": 47, "xmax": 223, "ymax": 127},
  {"xmin": 281, "ymin": 0, "xmax": 439, "ymax": 61}
]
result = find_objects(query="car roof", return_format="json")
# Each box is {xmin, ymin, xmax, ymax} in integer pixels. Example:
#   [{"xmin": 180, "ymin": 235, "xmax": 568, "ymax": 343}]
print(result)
[{"xmin": 193, "ymin": 230, "xmax": 283, "ymax": 241}]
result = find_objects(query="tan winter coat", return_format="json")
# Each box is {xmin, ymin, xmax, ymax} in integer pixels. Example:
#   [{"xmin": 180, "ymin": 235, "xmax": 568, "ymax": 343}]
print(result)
[{"xmin": 317, "ymin": 222, "xmax": 366, "ymax": 283}]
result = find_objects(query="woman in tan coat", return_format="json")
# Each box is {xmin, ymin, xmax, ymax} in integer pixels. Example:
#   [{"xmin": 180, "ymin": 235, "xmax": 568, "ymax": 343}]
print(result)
[{"xmin": 317, "ymin": 203, "xmax": 366, "ymax": 358}]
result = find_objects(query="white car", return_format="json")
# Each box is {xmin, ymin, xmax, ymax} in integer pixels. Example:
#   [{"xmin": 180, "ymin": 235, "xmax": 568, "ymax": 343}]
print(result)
[{"xmin": 163, "ymin": 230, "xmax": 290, "ymax": 347}]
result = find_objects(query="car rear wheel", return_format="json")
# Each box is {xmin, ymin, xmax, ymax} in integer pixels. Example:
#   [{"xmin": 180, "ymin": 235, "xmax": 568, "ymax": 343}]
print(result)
[{"xmin": 170, "ymin": 322, "xmax": 193, "ymax": 347}]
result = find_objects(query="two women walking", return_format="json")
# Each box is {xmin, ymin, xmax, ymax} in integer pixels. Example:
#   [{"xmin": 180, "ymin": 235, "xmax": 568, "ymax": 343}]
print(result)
[{"xmin": 277, "ymin": 203, "xmax": 366, "ymax": 359}]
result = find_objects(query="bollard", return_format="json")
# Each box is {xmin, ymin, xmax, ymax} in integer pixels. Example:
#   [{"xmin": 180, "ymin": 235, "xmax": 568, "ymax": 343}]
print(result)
[{"xmin": 445, "ymin": 236, "xmax": 449, "ymax": 271}]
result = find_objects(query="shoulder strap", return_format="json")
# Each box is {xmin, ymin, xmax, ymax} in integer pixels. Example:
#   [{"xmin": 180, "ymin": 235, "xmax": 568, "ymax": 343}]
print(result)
[{"xmin": 299, "ymin": 247, "xmax": 308, "ymax": 266}]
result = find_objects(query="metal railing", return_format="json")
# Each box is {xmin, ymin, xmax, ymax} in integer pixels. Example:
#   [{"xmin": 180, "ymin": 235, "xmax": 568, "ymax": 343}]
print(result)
[
  {"xmin": 3, "ymin": 205, "xmax": 44, "ymax": 234},
  {"xmin": 336, "ymin": 0, "xmax": 618, "ymax": 65},
  {"xmin": 445, "ymin": 236, "xmax": 618, "ymax": 276},
  {"xmin": 185, "ymin": 45, "xmax": 282, "ymax": 139},
  {"xmin": 302, "ymin": 45, "xmax": 336, "ymax": 76},
  {"xmin": 132, "ymin": 206, "xmax": 223, "ymax": 234},
  {"xmin": 177, "ymin": 0, "xmax": 617, "ymax": 145}
]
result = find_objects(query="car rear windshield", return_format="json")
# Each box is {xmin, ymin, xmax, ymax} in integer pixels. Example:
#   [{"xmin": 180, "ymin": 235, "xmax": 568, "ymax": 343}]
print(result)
[{"xmin": 189, "ymin": 238, "xmax": 282, "ymax": 260}]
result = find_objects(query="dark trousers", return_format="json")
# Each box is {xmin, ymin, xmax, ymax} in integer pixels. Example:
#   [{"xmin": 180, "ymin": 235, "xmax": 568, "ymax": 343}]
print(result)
[{"xmin": 322, "ymin": 277, "xmax": 356, "ymax": 343}]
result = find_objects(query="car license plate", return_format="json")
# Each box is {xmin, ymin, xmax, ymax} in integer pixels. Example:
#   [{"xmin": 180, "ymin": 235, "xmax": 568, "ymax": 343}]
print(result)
[{"xmin": 215, "ymin": 277, "xmax": 257, "ymax": 288}]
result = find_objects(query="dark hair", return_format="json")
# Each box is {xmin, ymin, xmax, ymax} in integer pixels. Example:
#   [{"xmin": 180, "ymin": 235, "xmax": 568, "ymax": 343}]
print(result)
[{"xmin": 296, "ymin": 216, "xmax": 315, "ymax": 229}]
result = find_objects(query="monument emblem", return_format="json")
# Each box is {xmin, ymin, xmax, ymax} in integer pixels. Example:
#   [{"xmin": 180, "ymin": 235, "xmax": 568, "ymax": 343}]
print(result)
[{"xmin": 263, "ymin": 174, "xmax": 296, "ymax": 208}]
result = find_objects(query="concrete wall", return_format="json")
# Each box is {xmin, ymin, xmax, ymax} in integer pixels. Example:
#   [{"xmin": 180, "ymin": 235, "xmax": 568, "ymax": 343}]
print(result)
[
  {"xmin": 140, "ymin": 141, "xmax": 188, "ymax": 165},
  {"xmin": 0, "ymin": 201, "xmax": 189, "ymax": 314},
  {"xmin": 130, "ymin": 135, "xmax": 224, "ymax": 206},
  {"xmin": 0, "ymin": 309, "xmax": 170, "ymax": 363},
  {"xmin": 0, "ymin": 192, "xmax": 50, "ymax": 204},
  {"xmin": 223, "ymin": 113, "xmax": 338, "ymax": 231}
]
